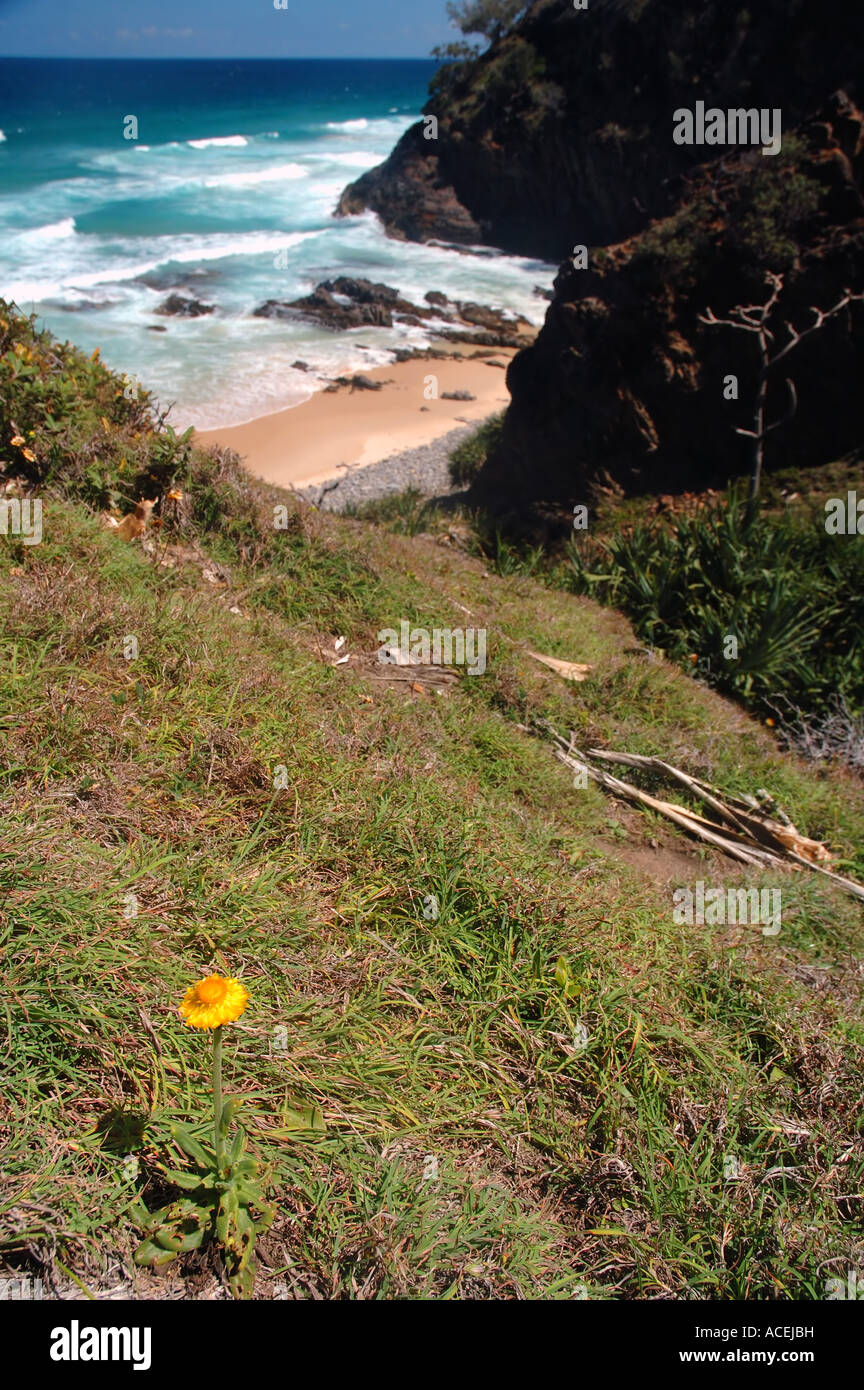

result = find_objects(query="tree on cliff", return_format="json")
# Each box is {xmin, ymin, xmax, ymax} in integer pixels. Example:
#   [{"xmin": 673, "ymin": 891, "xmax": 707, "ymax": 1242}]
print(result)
[
  {"xmin": 445, "ymin": 0, "xmax": 528, "ymax": 43},
  {"xmin": 700, "ymin": 274, "xmax": 864, "ymax": 507}
]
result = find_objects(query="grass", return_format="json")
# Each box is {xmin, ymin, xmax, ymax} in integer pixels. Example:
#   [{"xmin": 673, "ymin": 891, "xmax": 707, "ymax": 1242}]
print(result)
[{"xmin": 1, "ymin": 303, "xmax": 863, "ymax": 1300}]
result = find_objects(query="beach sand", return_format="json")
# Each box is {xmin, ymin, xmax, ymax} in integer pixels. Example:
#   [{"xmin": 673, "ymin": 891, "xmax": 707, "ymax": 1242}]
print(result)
[{"xmin": 193, "ymin": 350, "xmax": 516, "ymax": 490}]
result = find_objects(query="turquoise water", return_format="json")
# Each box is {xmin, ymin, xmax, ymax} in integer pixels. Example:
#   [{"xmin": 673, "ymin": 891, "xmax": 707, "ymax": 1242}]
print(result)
[{"xmin": 0, "ymin": 58, "xmax": 553, "ymax": 427}]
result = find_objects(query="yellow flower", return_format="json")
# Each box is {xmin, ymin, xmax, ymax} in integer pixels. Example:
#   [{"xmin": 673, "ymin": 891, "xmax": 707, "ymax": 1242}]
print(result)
[
  {"xmin": 10, "ymin": 435, "xmax": 25, "ymax": 447},
  {"xmin": 21, "ymin": 448, "xmax": 36, "ymax": 462},
  {"xmin": 179, "ymin": 973, "xmax": 248, "ymax": 1030}
]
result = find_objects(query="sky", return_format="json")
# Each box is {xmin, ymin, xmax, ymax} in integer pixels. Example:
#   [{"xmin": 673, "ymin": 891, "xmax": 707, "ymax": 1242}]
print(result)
[{"xmin": 0, "ymin": 0, "xmax": 458, "ymax": 58}]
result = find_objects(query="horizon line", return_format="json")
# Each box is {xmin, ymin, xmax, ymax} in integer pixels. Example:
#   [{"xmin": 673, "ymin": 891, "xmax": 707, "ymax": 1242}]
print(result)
[{"xmin": 0, "ymin": 54, "xmax": 439, "ymax": 62}]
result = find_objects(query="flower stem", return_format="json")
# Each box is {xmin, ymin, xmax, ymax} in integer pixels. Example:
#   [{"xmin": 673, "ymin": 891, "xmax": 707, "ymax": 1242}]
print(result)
[{"xmin": 212, "ymin": 1025, "xmax": 224, "ymax": 1176}]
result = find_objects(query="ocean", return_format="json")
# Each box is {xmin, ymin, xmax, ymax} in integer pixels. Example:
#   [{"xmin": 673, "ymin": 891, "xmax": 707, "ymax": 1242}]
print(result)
[{"xmin": 0, "ymin": 58, "xmax": 554, "ymax": 429}]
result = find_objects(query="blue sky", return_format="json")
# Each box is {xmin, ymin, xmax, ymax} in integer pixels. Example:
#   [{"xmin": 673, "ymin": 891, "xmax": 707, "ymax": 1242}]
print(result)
[{"xmin": 0, "ymin": 0, "xmax": 457, "ymax": 58}]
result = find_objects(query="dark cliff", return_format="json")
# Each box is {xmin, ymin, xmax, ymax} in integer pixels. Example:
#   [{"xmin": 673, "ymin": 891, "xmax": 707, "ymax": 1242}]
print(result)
[
  {"xmin": 472, "ymin": 93, "xmax": 864, "ymax": 526},
  {"xmin": 338, "ymin": 0, "xmax": 864, "ymax": 262},
  {"xmin": 338, "ymin": 0, "xmax": 864, "ymax": 526}
]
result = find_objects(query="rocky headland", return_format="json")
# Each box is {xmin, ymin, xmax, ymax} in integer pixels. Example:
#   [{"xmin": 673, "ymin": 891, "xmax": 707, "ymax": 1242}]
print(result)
[{"xmin": 336, "ymin": 0, "xmax": 864, "ymax": 529}]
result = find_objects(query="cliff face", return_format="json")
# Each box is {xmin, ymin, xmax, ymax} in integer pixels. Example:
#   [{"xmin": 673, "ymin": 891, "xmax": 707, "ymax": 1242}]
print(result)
[
  {"xmin": 338, "ymin": 0, "xmax": 864, "ymax": 261},
  {"xmin": 471, "ymin": 93, "xmax": 864, "ymax": 526}
]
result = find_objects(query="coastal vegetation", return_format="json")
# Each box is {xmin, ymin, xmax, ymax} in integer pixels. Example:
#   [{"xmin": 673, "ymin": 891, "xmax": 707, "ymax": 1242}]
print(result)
[{"xmin": 2, "ymin": 302, "xmax": 863, "ymax": 1298}]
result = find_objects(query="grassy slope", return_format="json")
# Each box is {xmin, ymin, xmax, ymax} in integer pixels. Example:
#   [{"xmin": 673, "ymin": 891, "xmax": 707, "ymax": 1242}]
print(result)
[{"xmin": 1, "ymin": 315, "xmax": 863, "ymax": 1300}]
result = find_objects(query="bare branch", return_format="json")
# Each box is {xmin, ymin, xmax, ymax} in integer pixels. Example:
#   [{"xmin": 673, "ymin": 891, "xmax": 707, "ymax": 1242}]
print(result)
[
  {"xmin": 765, "ymin": 378, "xmax": 798, "ymax": 433},
  {"xmin": 699, "ymin": 270, "xmax": 862, "ymax": 503}
]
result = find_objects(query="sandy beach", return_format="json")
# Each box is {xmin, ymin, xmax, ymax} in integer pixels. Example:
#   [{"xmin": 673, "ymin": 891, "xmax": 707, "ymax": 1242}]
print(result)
[{"xmin": 193, "ymin": 349, "xmax": 516, "ymax": 491}]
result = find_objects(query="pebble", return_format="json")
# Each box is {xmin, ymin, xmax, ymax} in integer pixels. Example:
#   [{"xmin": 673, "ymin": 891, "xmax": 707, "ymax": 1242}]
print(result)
[{"xmin": 298, "ymin": 424, "xmax": 475, "ymax": 512}]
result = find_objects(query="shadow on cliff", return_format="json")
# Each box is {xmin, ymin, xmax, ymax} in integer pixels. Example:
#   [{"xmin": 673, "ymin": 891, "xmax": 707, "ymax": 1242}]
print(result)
[{"xmin": 469, "ymin": 94, "xmax": 864, "ymax": 536}]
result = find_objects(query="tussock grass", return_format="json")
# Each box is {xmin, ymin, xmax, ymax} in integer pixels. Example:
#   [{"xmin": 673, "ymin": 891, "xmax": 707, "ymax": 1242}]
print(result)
[{"xmin": 0, "ymin": 303, "xmax": 862, "ymax": 1299}]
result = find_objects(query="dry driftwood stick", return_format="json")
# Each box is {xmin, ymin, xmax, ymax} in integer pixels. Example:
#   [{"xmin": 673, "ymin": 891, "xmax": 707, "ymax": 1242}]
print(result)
[
  {"xmin": 584, "ymin": 747, "xmax": 837, "ymax": 867},
  {"xmin": 585, "ymin": 748, "xmax": 758, "ymax": 839},
  {"xmin": 533, "ymin": 719, "xmax": 864, "ymax": 900},
  {"xmin": 552, "ymin": 747, "xmax": 776, "ymax": 866}
]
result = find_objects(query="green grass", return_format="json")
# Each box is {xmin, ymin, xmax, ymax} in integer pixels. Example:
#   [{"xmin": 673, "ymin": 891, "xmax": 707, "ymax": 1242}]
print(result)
[{"xmin": 1, "ymin": 302, "xmax": 863, "ymax": 1300}]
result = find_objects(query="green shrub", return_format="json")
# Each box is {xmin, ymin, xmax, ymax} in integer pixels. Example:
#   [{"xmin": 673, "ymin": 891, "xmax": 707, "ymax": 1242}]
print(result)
[
  {"xmin": 448, "ymin": 412, "xmax": 505, "ymax": 488},
  {"xmin": 565, "ymin": 488, "xmax": 864, "ymax": 721}
]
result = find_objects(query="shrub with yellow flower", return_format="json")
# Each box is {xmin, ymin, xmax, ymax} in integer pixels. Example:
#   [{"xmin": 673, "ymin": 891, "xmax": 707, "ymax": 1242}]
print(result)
[
  {"xmin": 133, "ymin": 971, "xmax": 272, "ymax": 1298},
  {"xmin": 180, "ymin": 973, "xmax": 248, "ymax": 1030}
]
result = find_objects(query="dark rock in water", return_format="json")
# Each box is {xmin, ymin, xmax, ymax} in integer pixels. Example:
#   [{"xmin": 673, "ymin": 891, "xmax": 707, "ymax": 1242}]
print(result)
[
  {"xmin": 332, "ymin": 373, "xmax": 388, "ymax": 392},
  {"xmin": 155, "ymin": 293, "xmax": 215, "ymax": 318},
  {"xmin": 392, "ymin": 346, "xmax": 451, "ymax": 363},
  {"xmin": 146, "ymin": 325, "xmax": 168, "ymax": 332},
  {"xmin": 425, "ymin": 291, "xmax": 449, "ymax": 307},
  {"xmin": 436, "ymin": 327, "xmax": 526, "ymax": 350},
  {"xmin": 291, "ymin": 360, "xmax": 310, "ymax": 372},
  {"xmin": 442, "ymin": 390, "xmax": 476, "ymax": 401},
  {"xmin": 254, "ymin": 299, "xmax": 297, "ymax": 321},
  {"xmin": 254, "ymin": 277, "xmax": 526, "ymax": 353},
  {"xmin": 533, "ymin": 285, "xmax": 553, "ymax": 301},
  {"xmin": 349, "ymin": 374, "xmax": 385, "ymax": 391},
  {"xmin": 325, "ymin": 373, "xmax": 385, "ymax": 392},
  {"xmin": 260, "ymin": 285, "xmax": 392, "ymax": 329},
  {"xmin": 138, "ymin": 267, "xmax": 217, "ymax": 292},
  {"xmin": 256, "ymin": 275, "xmax": 436, "ymax": 331},
  {"xmin": 337, "ymin": 0, "xmax": 864, "ymax": 260},
  {"xmin": 44, "ymin": 298, "xmax": 109, "ymax": 313},
  {"xmin": 457, "ymin": 302, "xmax": 529, "ymax": 333},
  {"xmin": 321, "ymin": 276, "xmax": 400, "ymax": 306},
  {"xmin": 338, "ymin": 121, "xmax": 483, "ymax": 246}
]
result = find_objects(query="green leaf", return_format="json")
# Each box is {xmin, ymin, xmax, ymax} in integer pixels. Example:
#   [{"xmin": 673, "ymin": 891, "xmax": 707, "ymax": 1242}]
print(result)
[
  {"xmin": 170, "ymin": 1122, "xmax": 215, "ymax": 1168},
  {"xmin": 554, "ymin": 955, "xmax": 579, "ymax": 999},
  {"xmin": 216, "ymin": 1185, "xmax": 239, "ymax": 1244},
  {"xmin": 228, "ymin": 1126, "xmax": 247, "ymax": 1164},
  {"xmin": 261, "ymin": 1103, "xmax": 326, "ymax": 1138},
  {"xmin": 164, "ymin": 1167, "xmax": 216, "ymax": 1192},
  {"xmin": 134, "ymin": 1238, "xmax": 179, "ymax": 1268},
  {"xmin": 227, "ymin": 1259, "xmax": 255, "ymax": 1300},
  {"xmin": 219, "ymin": 1096, "xmax": 243, "ymax": 1136}
]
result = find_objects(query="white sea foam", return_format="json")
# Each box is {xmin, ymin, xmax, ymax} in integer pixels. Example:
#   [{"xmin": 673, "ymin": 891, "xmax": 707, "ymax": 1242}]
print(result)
[
  {"xmin": 203, "ymin": 161, "xmax": 309, "ymax": 188},
  {"xmin": 2, "ymin": 229, "xmax": 321, "ymax": 303},
  {"xmin": 327, "ymin": 151, "xmax": 381, "ymax": 169},
  {"xmin": 23, "ymin": 217, "xmax": 77, "ymax": 243},
  {"xmin": 0, "ymin": 96, "xmax": 555, "ymax": 431},
  {"xmin": 0, "ymin": 131, "xmax": 6, "ymax": 144},
  {"xmin": 187, "ymin": 135, "xmax": 249, "ymax": 149}
]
